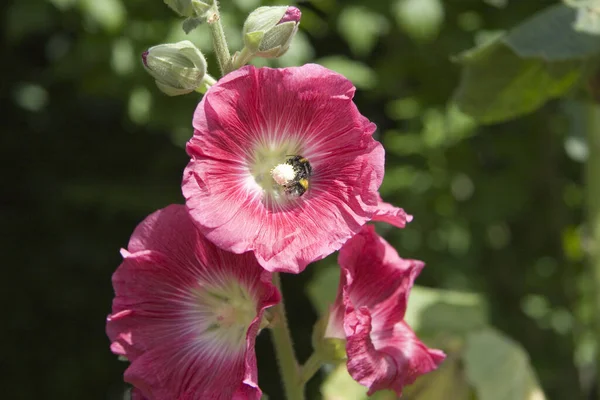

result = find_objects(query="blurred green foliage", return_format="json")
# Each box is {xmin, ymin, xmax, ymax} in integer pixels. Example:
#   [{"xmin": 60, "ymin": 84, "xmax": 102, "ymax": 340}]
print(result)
[{"xmin": 3, "ymin": 0, "xmax": 597, "ymax": 399}]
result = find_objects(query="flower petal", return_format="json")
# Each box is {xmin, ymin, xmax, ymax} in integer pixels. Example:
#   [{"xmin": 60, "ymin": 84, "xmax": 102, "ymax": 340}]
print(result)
[
  {"xmin": 183, "ymin": 64, "xmax": 385, "ymax": 273},
  {"xmin": 329, "ymin": 225, "xmax": 445, "ymax": 395},
  {"xmin": 106, "ymin": 205, "xmax": 280, "ymax": 399}
]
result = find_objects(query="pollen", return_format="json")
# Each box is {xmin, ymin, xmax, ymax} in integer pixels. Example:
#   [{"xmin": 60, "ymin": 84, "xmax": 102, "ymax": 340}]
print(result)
[{"xmin": 271, "ymin": 163, "xmax": 296, "ymax": 186}]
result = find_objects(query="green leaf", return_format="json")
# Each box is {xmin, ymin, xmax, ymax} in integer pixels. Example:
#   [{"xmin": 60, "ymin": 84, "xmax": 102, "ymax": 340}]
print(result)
[
  {"xmin": 80, "ymin": 0, "xmax": 126, "ymax": 32},
  {"xmin": 505, "ymin": 5, "xmax": 600, "ymax": 60},
  {"xmin": 338, "ymin": 6, "xmax": 388, "ymax": 56},
  {"xmin": 454, "ymin": 41, "xmax": 582, "ymax": 123},
  {"xmin": 321, "ymin": 364, "xmax": 396, "ymax": 400},
  {"xmin": 464, "ymin": 329, "xmax": 547, "ymax": 400},
  {"xmin": 393, "ymin": 0, "xmax": 444, "ymax": 42},
  {"xmin": 405, "ymin": 286, "xmax": 488, "ymax": 336},
  {"xmin": 316, "ymin": 56, "xmax": 378, "ymax": 89},
  {"xmin": 403, "ymin": 353, "xmax": 471, "ymax": 400},
  {"xmin": 306, "ymin": 265, "xmax": 339, "ymax": 315},
  {"xmin": 453, "ymin": 4, "xmax": 600, "ymax": 124}
]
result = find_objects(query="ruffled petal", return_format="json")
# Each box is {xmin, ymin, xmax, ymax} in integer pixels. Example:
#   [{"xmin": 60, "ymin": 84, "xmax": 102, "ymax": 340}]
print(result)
[
  {"xmin": 330, "ymin": 225, "xmax": 444, "ymax": 395},
  {"xmin": 372, "ymin": 196, "xmax": 413, "ymax": 228}
]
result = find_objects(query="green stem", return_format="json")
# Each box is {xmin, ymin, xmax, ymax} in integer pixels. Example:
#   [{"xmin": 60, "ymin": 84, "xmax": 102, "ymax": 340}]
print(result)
[
  {"xmin": 195, "ymin": 74, "xmax": 217, "ymax": 94},
  {"xmin": 270, "ymin": 273, "xmax": 304, "ymax": 400},
  {"xmin": 585, "ymin": 102, "xmax": 600, "ymax": 400},
  {"xmin": 207, "ymin": 1, "xmax": 232, "ymax": 76},
  {"xmin": 299, "ymin": 353, "xmax": 322, "ymax": 385},
  {"xmin": 232, "ymin": 47, "xmax": 255, "ymax": 70}
]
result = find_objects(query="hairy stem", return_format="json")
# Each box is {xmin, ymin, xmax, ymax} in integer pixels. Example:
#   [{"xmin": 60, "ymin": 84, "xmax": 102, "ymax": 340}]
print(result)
[
  {"xmin": 299, "ymin": 353, "xmax": 322, "ymax": 385},
  {"xmin": 207, "ymin": 1, "xmax": 232, "ymax": 76},
  {"xmin": 270, "ymin": 273, "xmax": 304, "ymax": 400}
]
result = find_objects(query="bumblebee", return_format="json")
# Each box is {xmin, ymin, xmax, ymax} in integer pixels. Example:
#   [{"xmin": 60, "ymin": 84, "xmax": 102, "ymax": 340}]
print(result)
[{"xmin": 283, "ymin": 155, "xmax": 312, "ymax": 197}]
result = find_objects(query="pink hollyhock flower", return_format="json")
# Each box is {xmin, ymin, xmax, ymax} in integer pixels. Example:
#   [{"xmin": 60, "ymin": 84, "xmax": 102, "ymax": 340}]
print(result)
[
  {"xmin": 106, "ymin": 205, "xmax": 280, "ymax": 400},
  {"xmin": 325, "ymin": 225, "xmax": 445, "ymax": 396},
  {"xmin": 183, "ymin": 63, "xmax": 409, "ymax": 274}
]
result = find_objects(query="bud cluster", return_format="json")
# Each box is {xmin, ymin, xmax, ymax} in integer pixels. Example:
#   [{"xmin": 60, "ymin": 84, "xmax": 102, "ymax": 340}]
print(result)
[{"xmin": 141, "ymin": 4, "xmax": 301, "ymax": 96}]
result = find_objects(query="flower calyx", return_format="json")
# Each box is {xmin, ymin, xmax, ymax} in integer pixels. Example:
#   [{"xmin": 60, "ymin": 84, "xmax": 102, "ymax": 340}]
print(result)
[
  {"xmin": 142, "ymin": 40, "xmax": 207, "ymax": 96},
  {"xmin": 242, "ymin": 6, "xmax": 301, "ymax": 59}
]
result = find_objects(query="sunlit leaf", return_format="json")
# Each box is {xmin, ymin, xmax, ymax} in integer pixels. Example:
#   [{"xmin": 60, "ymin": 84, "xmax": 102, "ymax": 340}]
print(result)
[
  {"xmin": 405, "ymin": 286, "xmax": 488, "ymax": 336},
  {"xmin": 403, "ymin": 353, "xmax": 471, "ymax": 400},
  {"xmin": 504, "ymin": 5, "xmax": 600, "ymax": 60},
  {"xmin": 453, "ymin": 37, "xmax": 583, "ymax": 123},
  {"xmin": 321, "ymin": 364, "xmax": 396, "ymax": 400},
  {"xmin": 464, "ymin": 329, "xmax": 547, "ymax": 400},
  {"xmin": 453, "ymin": 4, "xmax": 600, "ymax": 123}
]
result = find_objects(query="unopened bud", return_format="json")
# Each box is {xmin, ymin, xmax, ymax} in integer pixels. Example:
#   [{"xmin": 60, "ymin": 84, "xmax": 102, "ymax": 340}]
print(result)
[
  {"xmin": 242, "ymin": 6, "xmax": 301, "ymax": 58},
  {"xmin": 163, "ymin": 0, "xmax": 210, "ymax": 18},
  {"xmin": 142, "ymin": 40, "xmax": 207, "ymax": 96}
]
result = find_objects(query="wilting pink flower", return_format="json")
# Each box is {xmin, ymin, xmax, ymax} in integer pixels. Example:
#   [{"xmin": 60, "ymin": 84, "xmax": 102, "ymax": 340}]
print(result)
[
  {"xmin": 183, "ymin": 64, "xmax": 408, "ymax": 274},
  {"xmin": 106, "ymin": 205, "xmax": 280, "ymax": 400},
  {"xmin": 325, "ymin": 225, "xmax": 445, "ymax": 396}
]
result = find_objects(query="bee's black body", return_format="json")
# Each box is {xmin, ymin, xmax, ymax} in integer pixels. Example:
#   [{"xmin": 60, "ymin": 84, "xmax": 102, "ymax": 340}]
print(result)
[{"xmin": 283, "ymin": 155, "xmax": 312, "ymax": 197}]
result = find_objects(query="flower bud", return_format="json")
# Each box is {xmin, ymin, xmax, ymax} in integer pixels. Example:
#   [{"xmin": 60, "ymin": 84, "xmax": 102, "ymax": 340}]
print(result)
[
  {"xmin": 242, "ymin": 6, "xmax": 301, "ymax": 58},
  {"xmin": 142, "ymin": 40, "xmax": 207, "ymax": 96},
  {"xmin": 163, "ymin": 0, "xmax": 210, "ymax": 18}
]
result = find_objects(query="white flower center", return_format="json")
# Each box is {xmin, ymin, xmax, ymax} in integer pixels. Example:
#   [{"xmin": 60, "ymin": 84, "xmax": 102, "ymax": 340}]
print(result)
[
  {"xmin": 271, "ymin": 163, "xmax": 296, "ymax": 186},
  {"xmin": 248, "ymin": 140, "xmax": 303, "ymax": 204},
  {"xmin": 192, "ymin": 280, "xmax": 258, "ymax": 350}
]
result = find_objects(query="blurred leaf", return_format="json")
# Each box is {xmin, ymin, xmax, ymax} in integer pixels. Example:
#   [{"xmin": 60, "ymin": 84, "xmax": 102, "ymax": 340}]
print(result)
[
  {"xmin": 48, "ymin": 0, "xmax": 77, "ymax": 10},
  {"xmin": 275, "ymin": 30, "xmax": 315, "ymax": 67},
  {"xmin": 484, "ymin": 0, "xmax": 508, "ymax": 8},
  {"xmin": 233, "ymin": 0, "xmax": 260, "ymax": 12},
  {"xmin": 453, "ymin": 38, "xmax": 582, "ymax": 124},
  {"xmin": 453, "ymin": 4, "xmax": 600, "ymax": 123},
  {"xmin": 128, "ymin": 87, "xmax": 152, "ymax": 124},
  {"xmin": 111, "ymin": 38, "xmax": 135, "ymax": 76},
  {"xmin": 567, "ymin": 0, "xmax": 600, "ymax": 35},
  {"xmin": 316, "ymin": 56, "xmax": 377, "ymax": 89},
  {"xmin": 393, "ymin": 0, "xmax": 444, "ymax": 42},
  {"xmin": 321, "ymin": 364, "xmax": 396, "ymax": 400},
  {"xmin": 80, "ymin": 0, "xmax": 126, "ymax": 32},
  {"xmin": 504, "ymin": 5, "xmax": 600, "ymax": 60},
  {"xmin": 338, "ymin": 7, "xmax": 388, "ymax": 57},
  {"xmin": 405, "ymin": 286, "xmax": 488, "ymax": 336},
  {"xmin": 561, "ymin": 225, "xmax": 584, "ymax": 261},
  {"xmin": 464, "ymin": 329, "xmax": 547, "ymax": 400},
  {"xmin": 13, "ymin": 83, "xmax": 49, "ymax": 112},
  {"xmin": 316, "ymin": 56, "xmax": 378, "ymax": 89},
  {"xmin": 306, "ymin": 265, "xmax": 339, "ymax": 315},
  {"xmin": 403, "ymin": 353, "xmax": 471, "ymax": 400}
]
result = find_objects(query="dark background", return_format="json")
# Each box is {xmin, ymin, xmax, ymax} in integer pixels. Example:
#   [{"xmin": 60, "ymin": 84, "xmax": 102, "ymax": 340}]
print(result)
[{"xmin": 2, "ymin": 0, "xmax": 591, "ymax": 398}]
